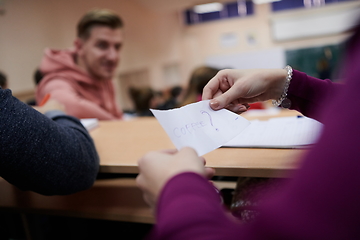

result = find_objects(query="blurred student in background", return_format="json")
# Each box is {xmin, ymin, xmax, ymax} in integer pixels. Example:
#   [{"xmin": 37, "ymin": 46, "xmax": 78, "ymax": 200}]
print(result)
[
  {"xmin": 178, "ymin": 66, "xmax": 220, "ymax": 107},
  {"xmin": 156, "ymin": 86, "xmax": 183, "ymax": 110},
  {"xmin": 26, "ymin": 68, "xmax": 44, "ymax": 106},
  {"xmin": 34, "ymin": 68, "xmax": 44, "ymax": 86},
  {"xmin": 129, "ymin": 86, "xmax": 155, "ymax": 117},
  {"xmin": 0, "ymin": 71, "xmax": 8, "ymax": 89},
  {"xmin": 36, "ymin": 9, "xmax": 123, "ymax": 120}
]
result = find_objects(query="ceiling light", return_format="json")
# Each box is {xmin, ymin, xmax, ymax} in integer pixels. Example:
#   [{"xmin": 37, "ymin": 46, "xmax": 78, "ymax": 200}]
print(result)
[
  {"xmin": 252, "ymin": 0, "xmax": 282, "ymax": 4},
  {"xmin": 193, "ymin": 2, "xmax": 224, "ymax": 14}
]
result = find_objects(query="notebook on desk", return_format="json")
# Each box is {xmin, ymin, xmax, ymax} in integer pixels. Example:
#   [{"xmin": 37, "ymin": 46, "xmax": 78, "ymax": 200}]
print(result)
[
  {"xmin": 80, "ymin": 118, "xmax": 99, "ymax": 131},
  {"xmin": 222, "ymin": 116, "xmax": 323, "ymax": 149}
]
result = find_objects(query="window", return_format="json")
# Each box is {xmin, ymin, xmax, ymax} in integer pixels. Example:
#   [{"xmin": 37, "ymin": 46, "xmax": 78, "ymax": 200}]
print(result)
[
  {"xmin": 272, "ymin": 0, "xmax": 357, "ymax": 12},
  {"xmin": 184, "ymin": 1, "xmax": 254, "ymax": 25}
]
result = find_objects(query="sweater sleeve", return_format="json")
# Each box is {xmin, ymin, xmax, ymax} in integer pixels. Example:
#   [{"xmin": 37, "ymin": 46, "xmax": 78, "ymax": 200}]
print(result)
[
  {"xmin": 148, "ymin": 29, "xmax": 360, "ymax": 239},
  {"xmin": 0, "ymin": 88, "xmax": 100, "ymax": 196},
  {"xmin": 149, "ymin": 88, "xmax": 360, "ymax": 239},
  {"xmin": 287, "ymin": 70, "xmax": 343, "ymax": 120},
  {"xmin": 147, "ymin": 172, "xmax": 244, "ymax": 240}
]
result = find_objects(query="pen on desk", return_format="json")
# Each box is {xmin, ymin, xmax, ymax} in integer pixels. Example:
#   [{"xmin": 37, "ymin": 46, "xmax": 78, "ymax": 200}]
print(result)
[{"xmin": 39, "ymin": 93, "xmax": 51, "ymax": 106}]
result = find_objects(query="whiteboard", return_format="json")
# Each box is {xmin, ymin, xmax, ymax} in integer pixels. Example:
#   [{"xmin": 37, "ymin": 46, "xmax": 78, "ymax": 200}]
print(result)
[
  {"xmin": 205, "ymin": 48, "xmax": 286, "ymax": 70},
  {"xmin": 271, "ymin": 6, "xmax": 360, "ymax": 41}
]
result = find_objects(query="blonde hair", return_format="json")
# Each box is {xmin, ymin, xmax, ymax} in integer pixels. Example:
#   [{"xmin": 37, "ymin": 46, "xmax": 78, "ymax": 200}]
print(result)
[{"xmin": 77, "ymin": 9, "xmax": 124, "ymax": 40}]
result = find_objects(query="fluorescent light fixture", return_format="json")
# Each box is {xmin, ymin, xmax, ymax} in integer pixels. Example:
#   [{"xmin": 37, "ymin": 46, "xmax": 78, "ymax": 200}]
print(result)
[
  {"xmin": 253, "ymin": 0, "xmax": 282, "ymax": 4},
  {"xmin": 193, "ymin": 2, "xmax": 224, "ymax": 14}
]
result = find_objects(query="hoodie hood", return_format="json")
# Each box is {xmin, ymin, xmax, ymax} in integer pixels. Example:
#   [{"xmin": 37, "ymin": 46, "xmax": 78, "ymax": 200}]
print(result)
[
  {"xmin": 40, "ymin": 48, "xmax": 96, "ymax": 85},
  {"xmin": 35, "ymin": 48, "xmax": 122, "ymax": 120}
]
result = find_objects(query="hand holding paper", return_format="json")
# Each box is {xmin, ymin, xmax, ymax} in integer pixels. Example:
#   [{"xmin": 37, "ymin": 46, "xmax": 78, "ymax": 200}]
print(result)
[{"xmin": 151, "ymin": 100, "xmax": 250, "ymax": 156}]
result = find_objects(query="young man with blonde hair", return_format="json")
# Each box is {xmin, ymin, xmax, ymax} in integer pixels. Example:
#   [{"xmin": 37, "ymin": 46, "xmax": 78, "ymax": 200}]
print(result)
[{"xmin": 36, "ymin": 9, "xmax": 124, "ymax": 120}]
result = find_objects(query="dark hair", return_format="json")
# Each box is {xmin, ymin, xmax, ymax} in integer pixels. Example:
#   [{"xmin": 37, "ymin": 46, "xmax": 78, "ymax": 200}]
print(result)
[
  {"xmin": 77, "ymin": 9, "xmax": 124, "ymax": 40},
  {"xmin": 189, "ymin": 66, "xmax": 219, "ymax": 94},
  {"xmin": 0, "ymin": 71, "xmax": 7, "ymax": 88},
  {"xmin": 170, "ymin": 86, "xmax": 183, "ymax": 98},
  {"xmin": 189, "ymin": 66, "xmax": 220, "ymax": 94},
  {"xmin": 129, "ymin": 87, "xmax": 154, "ymax": 112},
  {"xmin": 179, "ymin": 66, "xmax": 220, "ymax": 107},
  {"xmin": 34, "ymin": 68, "xmax": 44, "ymax": 85}
]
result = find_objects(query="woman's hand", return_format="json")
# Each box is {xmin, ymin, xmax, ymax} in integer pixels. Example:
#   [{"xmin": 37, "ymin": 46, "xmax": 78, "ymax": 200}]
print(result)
[
  {"xmin": 136, "ymin": 147, "xmax": 215, "ymax": 209},
  {"xmin": 202, "ymin": 68, "xmax": 287, "ymax": 112}
]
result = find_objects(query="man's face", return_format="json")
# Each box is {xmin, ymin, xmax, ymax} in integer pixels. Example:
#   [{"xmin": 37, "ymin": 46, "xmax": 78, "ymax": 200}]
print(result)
[{"xmin": 77, "ymin": 26, "xmax": 124, "ymax": 80}]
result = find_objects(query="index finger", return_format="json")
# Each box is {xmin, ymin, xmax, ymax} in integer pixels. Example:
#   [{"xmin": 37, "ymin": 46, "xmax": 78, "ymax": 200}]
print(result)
[
  {"xmin": 159, "ymin": 149, "xmax": 178, "ymax": 154},
  {"xmin": 202, "ymin": 76, "xmax": 221, "ymax": 100}
]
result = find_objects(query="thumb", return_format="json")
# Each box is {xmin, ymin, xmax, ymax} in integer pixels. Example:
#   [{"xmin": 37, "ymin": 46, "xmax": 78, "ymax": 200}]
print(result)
[{"xmin": 209, "ymin": 86, "xmax": 247, "ymax": 110}]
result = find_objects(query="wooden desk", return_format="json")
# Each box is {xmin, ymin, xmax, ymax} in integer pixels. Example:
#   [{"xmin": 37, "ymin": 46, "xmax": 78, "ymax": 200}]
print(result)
[
  {"xmin": 0, "ymin": 177, "xmax": 153, "ymax": 224},
  {"xmin": 0, "ymin": 109, "xmax": 306, "ymax": 231},
  {"xmin": 0, "ymin": 177, "xmax": 236, "ymax": 226},
  {"xmin": 92, "ymin": 109, "xmax": 306, "ymax": 178}
]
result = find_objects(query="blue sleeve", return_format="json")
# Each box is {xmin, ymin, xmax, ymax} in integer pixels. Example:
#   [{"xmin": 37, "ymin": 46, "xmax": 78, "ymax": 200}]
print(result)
[{"xmin": 0, "ymin": 88, "xmax": 99, "ymax": 195}]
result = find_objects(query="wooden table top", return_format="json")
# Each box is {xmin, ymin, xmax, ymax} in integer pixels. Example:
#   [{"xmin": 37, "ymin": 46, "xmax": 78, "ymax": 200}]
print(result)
[
  {"xmin": 0, "ymin": 109, "xmax": 306, "ymax": 224},
  {"xmin": 90, "ymin": 109, "xmax": 307, "ymax": 178}
]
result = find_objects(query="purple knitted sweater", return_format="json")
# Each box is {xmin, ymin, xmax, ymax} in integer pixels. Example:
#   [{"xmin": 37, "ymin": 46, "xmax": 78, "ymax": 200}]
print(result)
[{"xmin": 147, "ymin": 27, "xmax": 360, "ymax": 240}]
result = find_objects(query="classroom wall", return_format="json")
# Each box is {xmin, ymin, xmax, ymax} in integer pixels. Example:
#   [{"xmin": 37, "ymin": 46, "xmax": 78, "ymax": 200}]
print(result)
[
  {"xmin": 0, "ymin": 0, "xmax": 182, "ymax": 94},
  {"xmin": 0, "ymin": 0, "xmax": 358, "ymax": 108},
  {"xmin": 179, "ymin": 2, "xmax": 358, "ymax": 76}
]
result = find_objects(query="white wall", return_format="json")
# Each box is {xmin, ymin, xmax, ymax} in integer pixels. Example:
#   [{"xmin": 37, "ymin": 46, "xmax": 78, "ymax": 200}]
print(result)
[
  {"xmin": 178, "ymin": 2, "xmax": 359, "ymax": 78},
  {"xmin": 0, "ymin": 0, "xmax": 182, "ymax": 94}
]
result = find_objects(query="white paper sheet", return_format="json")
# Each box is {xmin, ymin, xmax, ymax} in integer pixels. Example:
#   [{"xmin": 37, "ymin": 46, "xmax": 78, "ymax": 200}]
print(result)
[
  {"xmin": 150, "ymin": 100, "xmax": 250, "ymax": 156},
  {"xmin": 80, "ymin": 118, "xmax": 99, "ymax": 131},
  {"xmin": 223, "ymin": 116, "xmax": 323, "ymax": 148}
]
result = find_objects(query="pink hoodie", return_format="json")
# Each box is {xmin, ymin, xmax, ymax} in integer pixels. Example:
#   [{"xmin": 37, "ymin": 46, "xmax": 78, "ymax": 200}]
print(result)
[{"xmin": 36, "ymin": 48, "xmax": 122, "ymax": 120}]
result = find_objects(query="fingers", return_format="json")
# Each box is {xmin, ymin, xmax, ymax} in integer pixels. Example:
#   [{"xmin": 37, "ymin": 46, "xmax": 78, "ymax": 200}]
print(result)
[
  {"xmin": 160, "ymin": 149, "xmax": 178, "ymax": 154},
  {"xmin": 178, "ymin": 147, "xmax": 205, "ymax": 166},
  {"xmin": 142, "ymin": 192, "xmax": 155, "ymax": 210},
  {"xmin": 178, "ymin": 146, "xmax": 198, "ymax": 156},
  {"xmin": 213, "ymin": 89, "xmax": 225, "ymax": 99},
  {"xmin": 204, "ymin": 69, "xmax": 276, "ymax": 111},
  {"xmin": 209, "ymin": 85, "xmax": 245, "ymax": 110},
  {"xmin": 204, "ymin": 167, "xmax": 215, "ymax": 179},
  {"xmin": 243, "ymin": 103, "xmax": 250, "ymax": 109},
  {"xmin": 203, "ymin": 71, "xmax": 238, "ymax": 110},
  {"xmin": 225, "ymin": 103, "xmax": 249, "ymax": 114},
  {"xmin": 200, "ymin": 156, "xmax": 206, "ymax": 166},
  {"xmin": 138, "ymin": 149, "xmax": 174, "ymax": 165},
  {"xmin": 135, "ymin": 172, "xmax": 146, "ymax": 191},
  {"xmin": 202, "ymin": 76, "xmax": 221, "ymax": 101},
  {"xmin": 136, "ymin": 170, "xmax": 157, "ymax": 209},
  {"xmin": 136, "ymin": 147, "xmax": 215, "ymax": 210}
]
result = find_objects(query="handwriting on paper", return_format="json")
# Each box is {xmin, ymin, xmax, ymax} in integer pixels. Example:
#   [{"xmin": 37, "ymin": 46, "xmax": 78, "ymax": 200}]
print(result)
[
  {"xmin": 173, "ymin": 120, "xmax": 206, "ymax": 137},
  {"xmin": 173, "ymin": 110, "xmax": 221, "ymax": 138},
  {"xmin": 201, "ymin": 110, "xmax": 219, "ymax": 131},
  {"xmin": 151, "ymin": 100, "xmax": 250, "ymax": 156}
]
